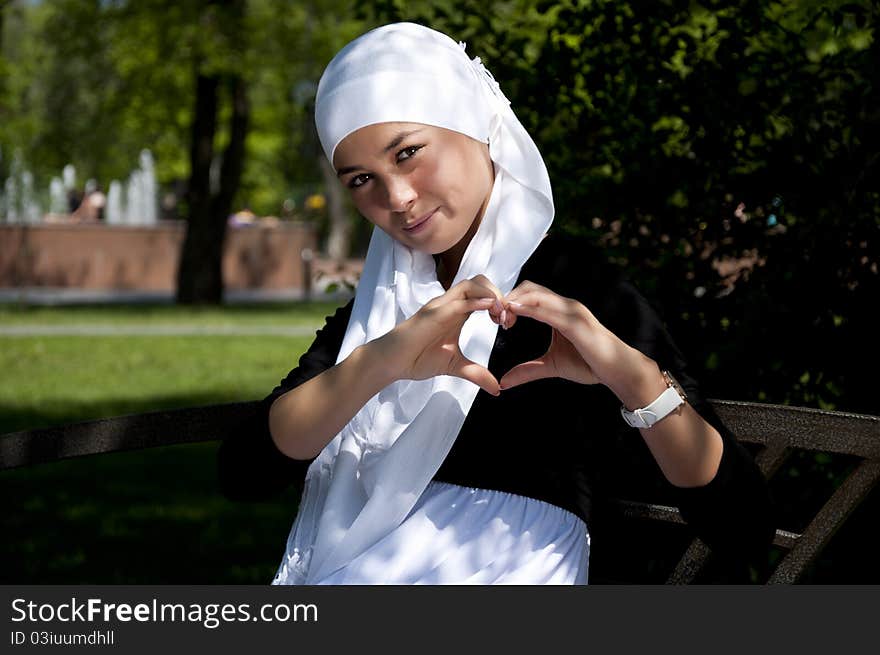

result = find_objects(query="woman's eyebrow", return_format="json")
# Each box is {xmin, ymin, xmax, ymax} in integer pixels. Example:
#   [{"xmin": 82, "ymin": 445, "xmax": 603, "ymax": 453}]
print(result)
[
  {"xmin": 336, "ymin": 129, "xmax": 425, "ymax": 176},
  {"xmin": 382, "ymin": 129, "xmax": 423, "ymax": 153}
]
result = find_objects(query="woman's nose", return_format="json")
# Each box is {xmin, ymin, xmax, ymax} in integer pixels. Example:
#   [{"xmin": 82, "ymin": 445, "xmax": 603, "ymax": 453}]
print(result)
[{"xmin": 385, "ymin": 176, "xmax": 417, "ymax": 212}]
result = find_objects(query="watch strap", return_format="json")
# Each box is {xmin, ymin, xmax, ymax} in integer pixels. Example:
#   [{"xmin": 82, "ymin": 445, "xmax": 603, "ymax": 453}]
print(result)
[{"xmin": 620, "ymin": 385, "xmax": 686, "ymax": 429}]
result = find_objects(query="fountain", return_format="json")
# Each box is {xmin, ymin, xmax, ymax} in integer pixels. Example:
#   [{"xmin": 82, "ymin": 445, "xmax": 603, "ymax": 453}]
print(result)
[
  {"xmin": 62, "ymin": 164, "xmax": 76, "ymax": 194},
  {"xmin": 20, "ymin": 171, "xmax": 41, "ymax": 224},
  {"xmin": 0, "ymin": 145, "xmax": 316, "ymax": 295},
  {"xmin": 106, "ymin": 180, "xmax": 123, "ymax": 225},
  {"xmin": 116, "ymin": 150, "xmax": 159, "ymax": 226},
  {"xmin": 49, "ymin": 177, "xmax": 66, "ymax": 215},
  {"xmin": 3, "ymin": 176, "xmax": 16, "ymax": 223},
  {"xmin": 139, "ymin": 149, "xmax": 158, "ymax": 224},
  {"xmin": 0, "ymin": 150, "xmax": 159, "ymax": 225},
  {"xmin": 1, "ymin": 150, "xmax": 42, "ymax": 224}
]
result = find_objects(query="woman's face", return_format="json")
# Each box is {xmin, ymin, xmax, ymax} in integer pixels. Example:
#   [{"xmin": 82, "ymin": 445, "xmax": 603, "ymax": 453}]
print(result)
[{"xmin": 333, "ymin": 122, "xmax": 494, "ymax": 256}]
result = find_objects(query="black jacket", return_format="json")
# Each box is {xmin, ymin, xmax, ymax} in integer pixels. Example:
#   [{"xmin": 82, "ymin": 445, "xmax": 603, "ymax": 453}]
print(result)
[{"xmin": 218, "ymin": 231, "xmax": 777, "ymax": 581}]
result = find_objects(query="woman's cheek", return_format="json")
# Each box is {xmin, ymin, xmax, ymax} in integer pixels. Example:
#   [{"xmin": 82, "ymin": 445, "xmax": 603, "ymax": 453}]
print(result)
[{"xmin": 415, "ymin": 156, "xmax": 442, "ymax": 191}]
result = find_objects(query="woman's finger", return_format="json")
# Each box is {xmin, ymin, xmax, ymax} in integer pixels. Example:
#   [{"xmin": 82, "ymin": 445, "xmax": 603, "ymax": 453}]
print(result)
[
  {"xmin": 507, "ymin": 282, "xmax": 600, "ymax": 325},
  {"xmin": 448, "ymin": 351, "xmax": 501, "ymax": 396},
  {"xmin": 468, "ymin": 274, "xmax": 504, "ymax": 300},
  {"xmin": 498, "ymin": 356, "xmax": 554, "ymax": 390},
  {"xmin": 505, "ymin": 295, "xmax": 571, "ymax": 331},
  {"xmin": 502, "ymin": 307, "xmax": 518, "ymax": 330},
  {"xmin": 437, "ymin": 297, "xmax": 497, "ymax": 323},
  {"xmin": 504, "ymin": 279, "xmax": 546, "ymax": 304},
  {"xmin": 454, "ymin": 275, "xmax": 505, "ymax": 324},
  {"xmin": 447, "ymin": 275, "xmax": 502, "ymax": 301},
  {"xmin": 506, "ymin": 285, "xmax": 567, "ymax": 311}
]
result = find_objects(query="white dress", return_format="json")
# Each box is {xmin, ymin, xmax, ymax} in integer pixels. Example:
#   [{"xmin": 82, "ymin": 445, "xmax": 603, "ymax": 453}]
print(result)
[{"xmin": 272, "ymin": 480, "xmax": 590, "ymax": 585}]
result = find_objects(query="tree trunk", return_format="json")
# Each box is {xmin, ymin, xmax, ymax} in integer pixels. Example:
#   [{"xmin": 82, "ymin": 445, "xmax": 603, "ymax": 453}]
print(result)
[
  {"xmin": 176, "ymin": 71, "xmax": 249, "ymax": 305},
  {"xmin": 320, "ymin": 155, "xmax": 351, "ymax": 264},
  {"xmin": 176, "ymin": 72, "xmax": 221, "ymax": 304}
]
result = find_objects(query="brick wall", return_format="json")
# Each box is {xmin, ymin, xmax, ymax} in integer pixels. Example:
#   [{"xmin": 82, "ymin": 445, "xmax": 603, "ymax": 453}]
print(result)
[{"xmin": 0, "ymin": 221, "xmax": 317, "ymax": 291}]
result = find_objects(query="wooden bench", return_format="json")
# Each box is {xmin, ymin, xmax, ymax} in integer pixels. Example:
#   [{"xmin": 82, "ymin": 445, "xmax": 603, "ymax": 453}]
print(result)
[{"xmin": 2, "ymin": 399, "xmax": 878, "ymax": 584}]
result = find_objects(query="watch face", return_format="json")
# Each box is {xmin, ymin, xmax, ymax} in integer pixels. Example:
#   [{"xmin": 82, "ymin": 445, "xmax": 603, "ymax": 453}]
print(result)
[{"xmin": 663, "ymin": 370, "xmax": 688, "ymax": 402}]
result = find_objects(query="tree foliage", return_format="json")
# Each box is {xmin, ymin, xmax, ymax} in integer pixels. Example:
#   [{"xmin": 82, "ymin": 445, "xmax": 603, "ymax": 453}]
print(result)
[
  {"xmin": 363, "ymin": 0, "xmax": 879, "ymax": 414},
  {"xmin": 0, "ymin": 0, "xmax": 365, "ymax": 215},
  {"xmin": 1, "ymin": 0, "xmax": 369, "ymax": 303},
  {"xmin": 2, "ymin": 1, "xmax": 877, "ymax": 402}
]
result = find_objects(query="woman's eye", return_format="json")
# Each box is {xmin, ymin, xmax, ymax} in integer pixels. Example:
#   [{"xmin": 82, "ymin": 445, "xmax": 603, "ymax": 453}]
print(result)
[
  {"xmin": 396, "ymin": 145, "xmax": 423, "ymax": 162},
  {"xmin": 348, "ymin": 174, "xmax": 371, "ymax": 189}
]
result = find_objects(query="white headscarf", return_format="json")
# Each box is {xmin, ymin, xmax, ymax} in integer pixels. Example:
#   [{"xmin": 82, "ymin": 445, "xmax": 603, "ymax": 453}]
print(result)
[{"xmin": 274, "ymin": 22, "xmax": 554, "ymax": 584}]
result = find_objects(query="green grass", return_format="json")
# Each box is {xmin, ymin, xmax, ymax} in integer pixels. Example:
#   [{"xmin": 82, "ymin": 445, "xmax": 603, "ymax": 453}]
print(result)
[
  {"xmin": 0, "ymin": 335, "xmax": 314, "ymax": 432},
  {"xmin": 0, "ymin": 302, "xmax": 344, "ymax": 584},
  {"xmin": 0, "ymin": 300, "xmax": 344, "ymax": 327},
  {"xmin": 3, "ymin": 442, "xmax": 303, "ymax": 583},
  {"xmin": 4, "ymin": 304, "xmax": 876, "ymax": 584}
]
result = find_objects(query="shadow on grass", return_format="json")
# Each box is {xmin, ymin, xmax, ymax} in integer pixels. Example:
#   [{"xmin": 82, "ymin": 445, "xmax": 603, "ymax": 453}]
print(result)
[
  {"xmin": 3, "ymin": 397, "xmax": 878, "ymax": 584},
  {"xmin": 2, "ymin": 441, "xmax": 301, "ymax": 584},
  {"xmin": 0, "ymin": 394, "xmax": 265, "ymax": 435},
  {"xmin": 1, "ymin": 394, "xmax": 301, "ymax": 584},
  {"xmin": 0, "ymin": 300, "xmax": 345, "ymax": 320}
]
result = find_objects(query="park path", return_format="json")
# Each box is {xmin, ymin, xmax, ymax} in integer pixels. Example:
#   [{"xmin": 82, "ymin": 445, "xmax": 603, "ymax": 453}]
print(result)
[{"xmin": 0, "ymin": 325, "xmax": 321, "ymax": 337}]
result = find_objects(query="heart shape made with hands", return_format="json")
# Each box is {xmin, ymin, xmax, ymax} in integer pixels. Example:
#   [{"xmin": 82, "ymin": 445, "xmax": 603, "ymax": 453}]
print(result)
[
  {"xmin": 404, "ymin": 276, "xmax": 615, "ymax": 397},
  {"xmin": 485, "ymin": 282, "xmax": 604, "ymax": 391}
]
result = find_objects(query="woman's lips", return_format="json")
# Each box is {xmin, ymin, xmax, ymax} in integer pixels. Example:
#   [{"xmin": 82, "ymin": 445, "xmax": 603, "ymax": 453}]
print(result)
[{"xmin": 403, "ymin": 208, "xmax": 438, "ymax": 233}]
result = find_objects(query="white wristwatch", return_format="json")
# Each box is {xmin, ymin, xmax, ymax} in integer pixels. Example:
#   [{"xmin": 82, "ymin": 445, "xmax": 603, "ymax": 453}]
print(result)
[{"xmin": 620, "ymin": 370, "xmax": 688, "ymax": 429}]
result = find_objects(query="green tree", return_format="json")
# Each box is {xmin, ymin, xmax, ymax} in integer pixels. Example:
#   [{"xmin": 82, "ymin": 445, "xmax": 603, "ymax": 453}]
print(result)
[
  {"xmin": 175, "ymin": 0, "xmax": 250, "ymax": 304},
  {"xmin": 364, "ymin": 0, "xmax": 879, "ymax": 414},
  {"xmin": 0, "ymin": 0, "xmax": 369, "ymax": 302}
]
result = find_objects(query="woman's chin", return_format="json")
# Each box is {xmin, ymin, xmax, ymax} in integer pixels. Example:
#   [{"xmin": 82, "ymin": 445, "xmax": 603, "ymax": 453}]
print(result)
[{"xmin": 401, "ymin": 230, "xmax": 456, "ymax": 255}]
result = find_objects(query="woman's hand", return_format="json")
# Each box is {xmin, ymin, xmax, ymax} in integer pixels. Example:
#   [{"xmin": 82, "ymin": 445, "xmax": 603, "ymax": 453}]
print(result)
[
  {"xmin": 373, "ymin": 275, "xmax": 504, "ymax": 395},
  {"xmin": 497, "ymin": 281, "xmax": 649, "ymax": 394},
  {"xmin": 495, "ymin": 281, "xmax": 725, "ymax": 489}
]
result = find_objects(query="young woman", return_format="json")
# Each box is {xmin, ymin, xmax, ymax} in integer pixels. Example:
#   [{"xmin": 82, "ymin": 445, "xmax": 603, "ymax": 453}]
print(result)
[{"xmin": 219, "ymin": 22, "xmax": 776, "ymax": 584}]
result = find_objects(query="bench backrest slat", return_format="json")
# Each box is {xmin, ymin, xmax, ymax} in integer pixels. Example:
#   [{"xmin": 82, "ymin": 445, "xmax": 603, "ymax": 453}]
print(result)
[
  {"xmin": 0, "ymin": 402, "xmax": 256, "ymax": 471},
  {"xmin": 661, "ymin": 401, "xmax": 880, "ymax": 583},
  {"xmin": 767, "ymin": 458, "xmax": 880, "ymax": 584},
  {"xmin": 712, "ymin": 400, "xmax": 880, "ymax": 458},
  {"xmin": 2, "ymin": 399, "xmax": 878, "ymax": 583}
]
